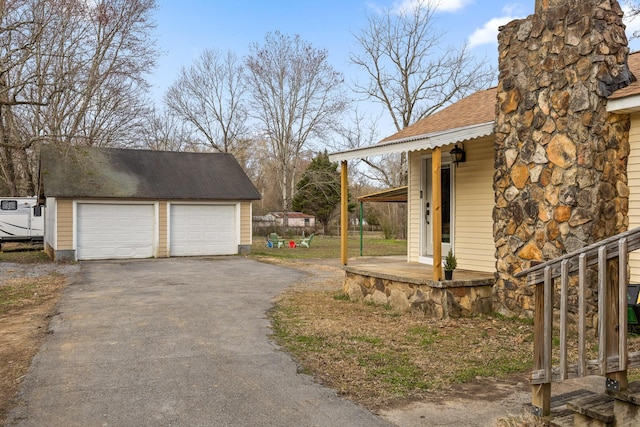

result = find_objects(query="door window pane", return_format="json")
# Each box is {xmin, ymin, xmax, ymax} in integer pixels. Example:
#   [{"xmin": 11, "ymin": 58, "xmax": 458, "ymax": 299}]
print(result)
[{"xmin": 442, "ymin": 165, "xmax": 451, "ymax": 243}]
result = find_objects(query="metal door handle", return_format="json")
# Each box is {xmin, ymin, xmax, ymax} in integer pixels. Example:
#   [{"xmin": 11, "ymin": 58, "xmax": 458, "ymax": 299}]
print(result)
[{"xmin": 425, "ymin": 203, "xmax": 430, "ymax": 224}]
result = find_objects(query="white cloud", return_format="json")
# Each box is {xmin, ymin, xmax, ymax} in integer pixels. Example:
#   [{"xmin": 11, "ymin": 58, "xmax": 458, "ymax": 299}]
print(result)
[
  {"xmin": 467, "ymin": 5, "xmax": 528, "ymax": 49},
  {"xmin": 468, "ymin": 16, "xmax": 515, "ymax": 48},
  {"xmin": 467, "ymin": 3, "xmax": 640, "ymax": 51},
  {"xmin": 391, "ymin": 0, "xmax": 472, "ymax": 15},
  {"xmin": 433, "ymin": 0, "xmax": 472, "ymax": 13}
]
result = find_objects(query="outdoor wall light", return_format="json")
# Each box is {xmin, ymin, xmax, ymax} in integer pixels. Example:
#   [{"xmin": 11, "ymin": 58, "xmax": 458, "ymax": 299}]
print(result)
[{"xmin": 450, "ymin": 143, "xmax": 466, "ymax": 165}]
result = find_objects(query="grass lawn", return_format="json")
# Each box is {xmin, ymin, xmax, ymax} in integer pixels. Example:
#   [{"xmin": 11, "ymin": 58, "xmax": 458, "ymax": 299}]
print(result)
[
  {"xmin": 250, "ymin": 233, "xmax": 407, "ymax": 259},
  {"xmin": 0, "ymin": 243, "xmax": 48, "ymax": 263}
]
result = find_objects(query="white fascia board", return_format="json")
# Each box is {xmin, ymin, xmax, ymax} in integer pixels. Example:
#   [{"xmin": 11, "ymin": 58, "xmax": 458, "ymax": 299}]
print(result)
[
  {"xmin": 329, "ymin": 122, "xmax": 494, "ymax": 162},
  {"xmin": 607, "ymin": 95, "xmax": 640, "ymax": 113}
]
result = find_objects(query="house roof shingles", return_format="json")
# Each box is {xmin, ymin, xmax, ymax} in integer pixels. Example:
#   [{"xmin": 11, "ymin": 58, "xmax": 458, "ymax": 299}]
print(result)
[
  {"xmin": 269, "ymin": 212, "xmax": 315, "ymax": 219},
  {"xmin": 39, "ymin": 145, "xmax": 261, "ymax": 201},
  {"xmin": 380, "ymin": 88, "xmax": 497, "ymax": 143},
  {"xmin": 608, "ymin": 51, "xmax": 640, "ymax": 100}
]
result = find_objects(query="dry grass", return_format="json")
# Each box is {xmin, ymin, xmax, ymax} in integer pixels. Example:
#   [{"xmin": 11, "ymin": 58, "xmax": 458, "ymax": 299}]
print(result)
[
  {"xmin": 268, "ymin": 257, "xmax": 640, "ymax": 426},
  {"xmin": 251, "ymin": 234, "xmax": 407, "ymax": 259},
  {"xmin": 271, "ymin": 285, "xmax": 534, "ymax": 409},
  {"xmin": 0, "ymin": 273, "xmax": 67, "ymax": 424}
]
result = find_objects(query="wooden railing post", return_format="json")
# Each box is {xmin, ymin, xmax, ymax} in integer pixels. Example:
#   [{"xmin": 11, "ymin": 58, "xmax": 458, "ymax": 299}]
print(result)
[
  {"xmin": 532, "ymin": 281, "xmax": 551, "ymax": 416},
  {"xmin": 605, "ymin": 254, "xmax": 627, "ymax": 392}
]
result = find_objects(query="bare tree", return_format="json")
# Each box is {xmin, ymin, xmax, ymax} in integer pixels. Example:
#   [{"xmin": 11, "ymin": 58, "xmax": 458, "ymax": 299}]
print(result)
[
  {"xmin": 623, "ymin": 1, "xmax": 640, "ymax": 38},
  {"xmin": 0, "ymin": 0, "xmax": 158, "ymax": 195},
  {"xmin": 138, "ymin": 107, "xmax": 202, "ymax": 152},
  {"xmin": 245, "ymin": 31, "xmax": 348, "ymax": 226},
  {"xmin": 350, "ymin": 0, "xmax": 495, "ymax": 184},
  {"xmin": 164, "ymin": 49, "xmax": 250, "ymax": 157},
  {"xmin": 337, "ymin": 110, "xmax": 408, "ymax": 238},
  {"xmin": 336, "ymin": 109, "xmax": 404, "ymax": 188}
]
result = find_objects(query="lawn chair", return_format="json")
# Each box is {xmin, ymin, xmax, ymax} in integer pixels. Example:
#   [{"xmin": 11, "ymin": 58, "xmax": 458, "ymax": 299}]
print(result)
[
  {"xmin": 298, "ymin": 233, "xmax": 315, "ymax": 248},
  {"xmin": 269, "ymin": 233, "xmax": 285, "ymax": 248}
]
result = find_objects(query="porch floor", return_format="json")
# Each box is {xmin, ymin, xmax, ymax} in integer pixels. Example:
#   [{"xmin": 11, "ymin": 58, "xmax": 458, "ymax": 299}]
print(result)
[{"xmin": 346, "ymin": 256, "xmax": 495, "ymax": 288}]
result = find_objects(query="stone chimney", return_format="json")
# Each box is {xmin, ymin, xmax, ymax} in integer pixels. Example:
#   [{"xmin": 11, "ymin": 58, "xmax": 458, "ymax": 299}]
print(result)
[
  {"xmin": 535, "ymin": 0, "xmax": 566, "ymax": 12},
  {"xmin": 493, "ymin": 0, "xmax": 634, "ymax": 317}
]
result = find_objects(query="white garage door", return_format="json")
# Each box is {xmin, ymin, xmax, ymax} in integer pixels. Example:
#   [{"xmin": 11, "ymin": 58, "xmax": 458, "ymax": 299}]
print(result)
[
  {"xmin": 77, "ymin": 203, "xmax": 155, "ymax": 260},
  {"xmin": 170, "ymin": 204, "xmax": 236, "ymax": 256}
]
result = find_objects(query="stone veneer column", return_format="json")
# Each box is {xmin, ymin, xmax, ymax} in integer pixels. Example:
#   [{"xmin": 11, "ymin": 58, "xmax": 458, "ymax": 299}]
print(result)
[{"xmin": 493, "ymin": 0, "xmax": 633, "ymax": 317}]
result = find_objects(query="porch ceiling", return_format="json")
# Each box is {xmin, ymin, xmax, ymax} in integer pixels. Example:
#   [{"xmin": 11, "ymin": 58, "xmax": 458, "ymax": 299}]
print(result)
[
  {"xmin": 358, "ymin": 186, "xmax": 407, "ymax": 203},
  {"xmin": 328, "ymin": 122, "xmax": 494, "ymax": 162}
]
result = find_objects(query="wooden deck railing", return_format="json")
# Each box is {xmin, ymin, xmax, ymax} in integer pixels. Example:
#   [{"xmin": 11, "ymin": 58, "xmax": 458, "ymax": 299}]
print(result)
[{"xmin": 515, "ymin": 227, "xmax": 640, "ymax": 417}]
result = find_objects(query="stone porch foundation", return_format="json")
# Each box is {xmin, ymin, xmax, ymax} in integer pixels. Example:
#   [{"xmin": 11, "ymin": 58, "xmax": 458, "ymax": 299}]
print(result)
[{"xmin": 343, "ymin": 268, "xmax": 494, "ymax": 319}]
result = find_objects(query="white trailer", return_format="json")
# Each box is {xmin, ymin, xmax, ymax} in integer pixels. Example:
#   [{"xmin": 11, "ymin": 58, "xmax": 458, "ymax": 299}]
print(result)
[{"xmin": 0, "ymin": 197, "xmax": 44, "ymax": 249}]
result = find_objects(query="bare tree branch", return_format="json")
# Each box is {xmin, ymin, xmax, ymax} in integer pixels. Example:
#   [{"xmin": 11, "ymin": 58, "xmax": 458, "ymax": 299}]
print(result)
[
  {"xmin": 245, "ymin": 31, "xmax": 348, "ymax": 225},
  {"xmin": 164, "ymin": 49, "xmax": 250, "ymax": 156}
]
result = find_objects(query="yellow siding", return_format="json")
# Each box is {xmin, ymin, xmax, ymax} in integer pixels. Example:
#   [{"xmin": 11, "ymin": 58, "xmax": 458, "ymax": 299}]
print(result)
[
  {"xmin": 454, "ymin": 136, "xmax": 495, "ymax": 273},
  {"xmin": 408, "ymin": 150, "xmax": 426, "ymax": 261},
  {"xmin": 240, "ymin": 202, "xmax": 252, "ymax": 245},
  {"xmin": 158, "ymin": 202, "xmax": 168, "ymax": 257},
  {"xmin": 628, "ymin": 114, "xmax": 640, "ymax": 282},
  {"xmin": 57, "ymin": 199, "xmax": 74, "ymax": 250}
]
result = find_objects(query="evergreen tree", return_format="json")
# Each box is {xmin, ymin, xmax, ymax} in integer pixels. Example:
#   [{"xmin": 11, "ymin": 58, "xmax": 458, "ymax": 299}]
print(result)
[{"xmin": 292, "ymin": 151, "xmax": 341, "ymax": 228}]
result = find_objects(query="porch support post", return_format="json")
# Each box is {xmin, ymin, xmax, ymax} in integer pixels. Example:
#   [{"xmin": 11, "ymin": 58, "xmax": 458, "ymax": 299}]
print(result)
[
  {"xmin": 432, "ymin": 147, "xmax": 442, "ymax": 280},
  {"xmin": 359, "ymin": 201, "xmax": 363, "ymax": 257},
  {"xmin": 341, "ymin": 160, "xmax": 348, "ymax": 266}
]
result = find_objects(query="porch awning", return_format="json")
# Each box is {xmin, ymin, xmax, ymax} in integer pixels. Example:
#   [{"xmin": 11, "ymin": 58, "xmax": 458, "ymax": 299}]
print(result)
[
  {"xmin": 328, "ymin": 122, "xmax": 494, "ymax": 162},
  {"xmin": 358, "ymin": 186, "xmax": 407, "ymax": 203}
]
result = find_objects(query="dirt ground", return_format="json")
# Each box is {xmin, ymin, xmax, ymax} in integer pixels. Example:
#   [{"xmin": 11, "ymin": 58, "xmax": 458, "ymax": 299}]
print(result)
[{"xmin": 0, "ymin": 257, "xmax": 80, "ymax": 425}]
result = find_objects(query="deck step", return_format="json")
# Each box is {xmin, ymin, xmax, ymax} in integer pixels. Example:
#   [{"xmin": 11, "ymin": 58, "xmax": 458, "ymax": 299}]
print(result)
[
  {"xmin": 566, "ymin": 394, "xmax": 614, "ymax": 423},
  {"xmin": 547, "ymin": 412, "xmax": 574, "ymax": 427},
  {"xmin": 606, "ymin": 380, "xmax": 640, "ymax": 405},
  {"xmin": 529, "ymin": 389, "xmax": 595, "ymax": 426}
]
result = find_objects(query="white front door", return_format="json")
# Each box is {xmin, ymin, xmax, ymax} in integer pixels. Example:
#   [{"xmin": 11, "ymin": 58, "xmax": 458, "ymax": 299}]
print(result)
[{"xmin": 421, "ymin": 157, "xmax": 453, "ymax": 263}]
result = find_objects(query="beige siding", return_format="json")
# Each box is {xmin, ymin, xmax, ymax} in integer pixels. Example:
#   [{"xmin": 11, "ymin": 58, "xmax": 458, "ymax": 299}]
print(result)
[
  {"xmin": 408, "ymin": 150, "xmax": 426, "ymax": 262},
  {"xmin": 44, "ymin": 197, "xmax": 56, "ymax": 248},
  {"xmin": 629, "ymin": 114, "xmax": 640, "ymax": 282},
  {"xmin": 240, "ymin": 202, "xmax": 252, "ymax": 245},
  {"xmin": 454, "ymin": 136, "xmax": 495, "ymax": 273},
  {"xmin": 56, "ymin": 199, "xmax": 74, "ymax": 250},
  {"xmin": 158, "ymin": 201, "xmax": 169, "ymax": 257}
]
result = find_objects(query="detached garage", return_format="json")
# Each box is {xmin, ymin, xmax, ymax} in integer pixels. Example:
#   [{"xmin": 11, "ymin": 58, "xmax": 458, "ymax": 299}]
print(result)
[{"xmin": 38, "ymin": 145, "xmax": 261, "ymax": 261}]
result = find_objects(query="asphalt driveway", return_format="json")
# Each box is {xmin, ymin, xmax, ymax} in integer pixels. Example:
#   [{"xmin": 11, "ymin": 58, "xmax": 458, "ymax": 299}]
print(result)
[{"xmin": 7, "ymin": 257, "xmax": 390, "ymax": 427}]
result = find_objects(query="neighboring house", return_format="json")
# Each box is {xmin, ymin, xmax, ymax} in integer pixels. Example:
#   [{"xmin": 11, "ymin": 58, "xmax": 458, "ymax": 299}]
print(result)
[
  {"xmin": 330, "ymin": 2, "xmax": 640, "ymax": 311},
  {"xmin": 38, "ymin": 145, "xmax": 261, "ymax": 261},
  {"xmin": 252, "ymin": 215, "xmax": 277, "ymax": 228},
  {"xmin": 267, "ymin": 212, "xmax": 316, "ymax": 228}
]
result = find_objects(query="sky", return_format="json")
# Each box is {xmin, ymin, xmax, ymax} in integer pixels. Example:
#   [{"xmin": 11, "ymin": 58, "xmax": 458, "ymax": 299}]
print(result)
[{"xmin": 149, "ymin": 0, "xmax": 640, "ymax": 138}]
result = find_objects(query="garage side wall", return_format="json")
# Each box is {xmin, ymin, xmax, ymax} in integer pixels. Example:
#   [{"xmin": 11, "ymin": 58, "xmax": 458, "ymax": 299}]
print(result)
[
  {"xmin": 158, "ymin": 201, "xmax": 169, "ymax": 257},
  {"xmin": 239, "ymin": 201, "xmax": 252, "ymax": 253},
  {"xmin": 44, "ymin": 197, "xmax": 56, "ymax": 259},
  {"xmin": 49, "ymin": 198, "xmax": 75, "ymax": 261}
]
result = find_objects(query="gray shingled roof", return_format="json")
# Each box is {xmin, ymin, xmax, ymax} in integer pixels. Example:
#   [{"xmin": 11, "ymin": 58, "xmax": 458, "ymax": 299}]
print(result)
[{"xmin": 39, "ymin": 145, "xmax": 261, "ymax": 200}]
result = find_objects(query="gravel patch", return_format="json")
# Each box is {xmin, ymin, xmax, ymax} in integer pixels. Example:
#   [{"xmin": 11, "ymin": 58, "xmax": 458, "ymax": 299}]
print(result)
[{"xmin": 0, "ymin": 262, "xmax": 80, "ymax": 285}]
